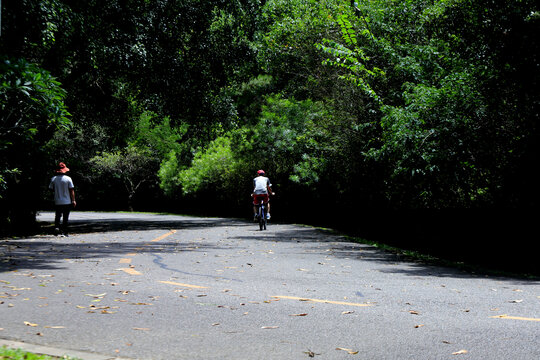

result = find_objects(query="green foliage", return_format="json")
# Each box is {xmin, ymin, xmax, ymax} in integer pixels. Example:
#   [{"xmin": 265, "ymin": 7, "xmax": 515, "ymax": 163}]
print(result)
[
  {"xmin": 0, "ymin": 57, "xmax": 71, "ymax": 229},
  {"xmin": 178, "ymin": 136, "xmax": 238, "ymax": 195},
  {"xmin": 172, "ymin": 95, "xmax": 334, "ymax": 211},
  {"xmin": 90, "ymin": 145, "xmax": 156, "ymax": 210},
  {"xmin": 0, "ymin": 347, "xmax": 81, "ymax": 360},
  {"xmin": 85, "ymin": 111, "xmax": 188, "ymax": 209},
  {"xmin": 239, "ymin": 95, "xmax": 330, "ymax": 182},
  {"xmin": 0, "ymin": 58, "xmax": 71, "ymax": 147},
  {"xmin": 257, "ymin": 0, "xmax": 347, "ymax": 98},
  {"xmin": 315, "ymin": 0, "xmax": 539, "ymax": 208},
  {"xmin": 1, "ymin": 0, "xmax": 537, "ymax": 229},
  {"xmin": 131, "ymin": 111, "xmax": 188, "ymax": 160},
  {"xmin": 158, "ymin": 151, "xmax": 182, "ymax": 197},
  {"xmin": 317, "ymin": 14, "xmax": 384, "ymax": 101},
  {"xmin": 373, "ymin": 70, "xmax": 490, "ymax": 206}
]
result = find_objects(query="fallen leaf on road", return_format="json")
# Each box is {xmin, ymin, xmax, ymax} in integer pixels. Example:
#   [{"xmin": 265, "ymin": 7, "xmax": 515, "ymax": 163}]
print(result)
[
  {"xmin": 409, "ymin": 310, "xmax": 420, "ymax": 315},
  {"xmin": 24, "ymin": 321, "xmax": 38, "ymax": 327},
  {"xmin": 289, "ymin": 313, "xmax": 308, "ymax": 317},
  {"xmin": 101, "ymin": 310, "xmax": 116, "ymax": 314},
  {"xmin": 261, "ymin": 326, "xmax": 279, "ymax": 329},
  {"xmin": 336, "ymin": 347, "xmax": 358, "ymax": 355},
  {"xmin": 508, "ymin": 299, "xmax": 523, "ymax": 303},
  {"xmin": 130, "ymin": 302, "xmax": 153, "ymax": 305},
  {"xmin": 85, "ymin": 293, "xmax": 107, "ymax": 298},
  {"xmin": 304, "ymin": 349, "xmax": 320, "ymax": 357},
  {"xmin": 452, "ymin": 350, "xmax": 468, "ymax": 355},
  {"xmin": 414, "ymin": 324, "xmax": 425, "ymax": 328},
  {"xmin": 44, "ymin": 326, "xmax": 65, "ymax": 329},
  {"xmin": 36, "ymin": 332, "xmax": 44, "ymax": 336},
  {"xmin": 342, "ymin": 311, "xmax": 355, "ymax": 315},
  {"xmin": 133, "ymin": 327, "xmax": 150, "ymax": 331}
]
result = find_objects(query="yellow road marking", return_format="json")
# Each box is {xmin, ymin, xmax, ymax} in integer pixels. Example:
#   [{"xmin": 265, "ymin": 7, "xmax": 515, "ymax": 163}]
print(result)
[
  {"xmin": 119, "ymin": 268, "xmax": 142, "ymax": 275},
  {"xmin": 151, "ymin": 230, "xmax": 177, "ymax": 242},
  {"xmin": 272, "ymin": 296, "xmax": 373, "ymax": 307},
  {"xmin": 491, "ymin": 315, "xmax": 540, "ymax": 322},
  {"xmin": 119, "ymin": 230, "xmax": 176, "ymax": 268},
  {"xmin": 159, "ymin": 281, "xmax": 209, "ymax": 289}
]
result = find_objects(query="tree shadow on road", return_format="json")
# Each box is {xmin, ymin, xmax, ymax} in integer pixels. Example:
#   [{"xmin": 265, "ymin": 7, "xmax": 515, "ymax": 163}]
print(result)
[
  {"xmin": 232, "ymin": 226, "xmax": 539, "ymax": 283},
  {"xmin": 3, "ymin": 213, "xmax": 536, "ymax": 282},
  {"xmin": 1, "ymin": 213, "xmax": 251, "ymax": 273},
  {"xmin": 38, "ymin": 212, "xmax": 249, "ymax": 235},
  {"xmin": 0, "ymin": 239, "xmax": 228, "ymax": 273}
]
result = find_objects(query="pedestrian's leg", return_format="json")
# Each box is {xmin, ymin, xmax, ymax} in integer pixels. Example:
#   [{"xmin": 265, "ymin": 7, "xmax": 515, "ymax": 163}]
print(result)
[
  {"xmin": 54, "ymin": 206, "xmax": 62, "ymax": 235},
  {"xmin": 62, "ymin": 205, "xmax": 71, "ymax": 236}
]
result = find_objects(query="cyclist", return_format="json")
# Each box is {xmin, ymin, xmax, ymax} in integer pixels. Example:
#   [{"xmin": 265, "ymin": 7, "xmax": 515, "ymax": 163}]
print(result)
[{"xmin": 252, "ymin": 169, "xmax": 275, "ymax": 220}]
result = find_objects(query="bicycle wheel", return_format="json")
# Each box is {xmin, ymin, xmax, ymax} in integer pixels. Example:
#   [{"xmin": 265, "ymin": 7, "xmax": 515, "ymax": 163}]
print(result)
[{"xmin": 258, "ymin": 204, "xmax": 265, "ymax": 231}]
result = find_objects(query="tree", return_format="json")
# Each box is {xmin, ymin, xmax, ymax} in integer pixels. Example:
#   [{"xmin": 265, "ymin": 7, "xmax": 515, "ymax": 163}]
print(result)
[
  {"xmin": 317, "ymin": 0, "xmax": 539, "ymax": 209},
  {"xmin": 90, "ymin": 146, "xmax": 155, "ymax": 211},
  {"xmin": 0, "ymin": 58, "xmax": 71, "ymax": 231}
]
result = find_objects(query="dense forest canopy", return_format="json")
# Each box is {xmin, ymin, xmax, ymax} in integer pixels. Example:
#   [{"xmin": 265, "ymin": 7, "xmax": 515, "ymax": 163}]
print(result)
[{"xmin": 1, "ymin": 1, "xmax": 539, "ymax": 270}]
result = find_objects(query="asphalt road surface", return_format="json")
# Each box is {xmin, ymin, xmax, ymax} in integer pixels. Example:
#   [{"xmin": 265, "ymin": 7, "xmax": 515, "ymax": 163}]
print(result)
[{"xmin": 1, "ymin": 212, "xmax": 538, "ymax": 359}]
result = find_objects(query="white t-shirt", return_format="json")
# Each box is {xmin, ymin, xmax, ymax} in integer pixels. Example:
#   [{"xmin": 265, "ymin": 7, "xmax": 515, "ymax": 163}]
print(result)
[
  {"xmin": 49, "ymin": 174, "xmax": 74, "ymax": 205},
  {"xmin": 253, "ymin": 176, "xmax": 271, "ymax": 195}
]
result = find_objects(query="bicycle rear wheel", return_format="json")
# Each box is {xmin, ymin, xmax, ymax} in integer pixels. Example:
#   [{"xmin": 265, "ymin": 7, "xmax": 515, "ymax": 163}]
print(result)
[{"xmin": 259, "ymin": 204, "xmax": 266, "ymax": 230}]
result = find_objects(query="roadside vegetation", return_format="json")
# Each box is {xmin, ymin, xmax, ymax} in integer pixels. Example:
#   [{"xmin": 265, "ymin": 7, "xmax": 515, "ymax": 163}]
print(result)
[
  {"xmin": 1, "ymin": 1, "xmax": 537, "ymax": 273},
  {"xmin": 0, "ymin": 347, "xmax": 80, "ymax": 360}
]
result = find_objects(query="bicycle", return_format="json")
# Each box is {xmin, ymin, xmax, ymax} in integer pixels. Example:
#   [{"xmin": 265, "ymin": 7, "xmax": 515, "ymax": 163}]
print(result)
[{"xmin": 256, "ymin": 198, "xmax": 267, "ymax": 231}]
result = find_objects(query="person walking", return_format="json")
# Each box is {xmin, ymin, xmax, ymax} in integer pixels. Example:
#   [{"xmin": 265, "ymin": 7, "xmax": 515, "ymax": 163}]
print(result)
[{"xmin": 49, "ymin": 162, "xmax": 76, "ymax": 236}]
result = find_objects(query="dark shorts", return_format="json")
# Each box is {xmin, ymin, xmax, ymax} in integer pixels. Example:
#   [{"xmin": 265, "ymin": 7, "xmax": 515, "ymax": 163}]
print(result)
[{"xmin": 253, "ymin": 194, "xmax": 269, "ymax": 205}]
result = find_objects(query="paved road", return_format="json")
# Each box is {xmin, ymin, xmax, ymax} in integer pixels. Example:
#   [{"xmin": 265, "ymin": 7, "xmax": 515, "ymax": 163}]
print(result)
[{"xmin": 1, "ymin": 212, "xmax": 538, "ymax": 359}]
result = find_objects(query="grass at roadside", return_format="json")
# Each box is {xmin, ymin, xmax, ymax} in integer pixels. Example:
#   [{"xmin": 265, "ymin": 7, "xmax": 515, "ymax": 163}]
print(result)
[{"xmin": 0, "ymin": 347, "xmax": 81, "ymax": 360}]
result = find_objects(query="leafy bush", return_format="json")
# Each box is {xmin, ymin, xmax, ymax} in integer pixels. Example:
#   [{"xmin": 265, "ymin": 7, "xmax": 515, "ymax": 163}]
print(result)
[{"xmin": 0, "ymin": 58, "xmax": 71, "ymax": 230}]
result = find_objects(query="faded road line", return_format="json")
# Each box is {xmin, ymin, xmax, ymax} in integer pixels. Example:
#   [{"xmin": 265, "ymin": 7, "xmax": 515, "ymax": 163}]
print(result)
[
  {"xmin": 272, "ymin": 295, "xmax": 373, "ymax": 307},
  {"xmin": 491, "ymin": 315, "xmax": 540, "ymax": 322},
  {"xmin": 118, "ymin": 230, "xmax": 177, "ymax": 269},
  {"xmin": 151, "ymin": 230, "xmax": 177, "ymax": 242},
  {"xmin": 119, "ymin": 268, "xmax": 142, "ymax": 275},
  {"xmin": 159, "ymin": 280, "xmax": 209, "ymax": 289}
]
